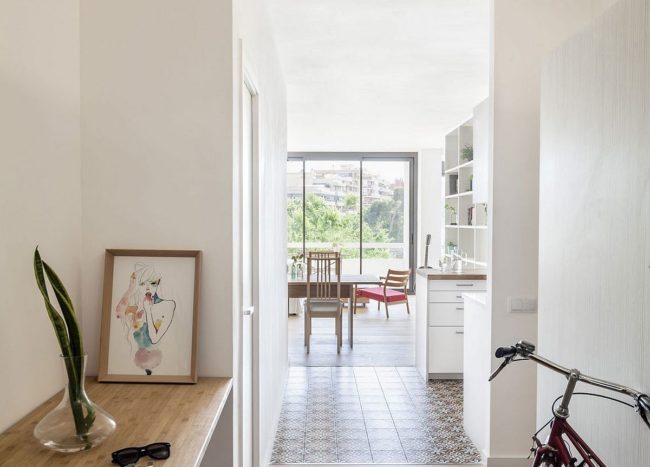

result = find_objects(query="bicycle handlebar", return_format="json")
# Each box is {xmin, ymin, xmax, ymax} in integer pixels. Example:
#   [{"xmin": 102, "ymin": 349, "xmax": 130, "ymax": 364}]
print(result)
[
  {"xmin": 495, "ymin": 346, "xmax": 517, "ymax": 359},
  {"xmin": 490, "ymin": 340, "xmax": 650, "ymax": 428}
]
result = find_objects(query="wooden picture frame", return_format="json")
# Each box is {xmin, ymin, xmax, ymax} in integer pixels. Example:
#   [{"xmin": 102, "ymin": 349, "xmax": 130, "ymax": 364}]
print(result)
[{"xmin": 98, "ymin": 249, "xmax": 201, "ymax": 383}]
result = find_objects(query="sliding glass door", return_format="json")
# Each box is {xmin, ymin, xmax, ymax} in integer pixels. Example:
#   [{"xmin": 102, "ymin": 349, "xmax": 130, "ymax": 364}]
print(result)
[
  {"xmin": 360, "ymin": 160, "xmax": 411, "ymax": 276},
  {"xmin": 287, "ymin": 153, "xmax": 417, "ymax": 288}
]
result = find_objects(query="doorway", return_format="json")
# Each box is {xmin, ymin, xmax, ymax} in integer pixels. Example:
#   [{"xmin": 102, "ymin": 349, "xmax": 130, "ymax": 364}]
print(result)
[{"xmin": 287, "ymin": 152, "xmax": 417, "ymax": 367}]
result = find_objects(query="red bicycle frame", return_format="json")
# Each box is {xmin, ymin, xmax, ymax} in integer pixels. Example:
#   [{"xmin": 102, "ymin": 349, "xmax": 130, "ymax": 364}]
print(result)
[
  {"xmin": 490, "ymin": 341, "xmax": 650, "ymax": 467},
  {"xmin": 532, "ymin": 417, "xmax": 605, "ymax": 467}
]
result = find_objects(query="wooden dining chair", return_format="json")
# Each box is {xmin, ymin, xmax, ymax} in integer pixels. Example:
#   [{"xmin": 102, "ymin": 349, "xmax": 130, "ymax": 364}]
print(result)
[
  {"xmin": 305, "ymin": 251, "xmax": 342, "ymax": 354},
  {"xmin": 354, "ymin": 269, "xmax": 410, "ymax": 318}
]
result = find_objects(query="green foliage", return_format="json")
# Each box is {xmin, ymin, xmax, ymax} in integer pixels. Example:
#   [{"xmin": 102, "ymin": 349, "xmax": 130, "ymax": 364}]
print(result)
[
  {"xmin": 445, "ymin": 203, "xmax": 456, "ymax": 214},
  {"xmin": 34, "ymin": 247, "xmax": 95, "ymax": 440},
  {"xmin": 288, "ymin": 192, "xmax": 405, "ymax": 259},
  {"xmin": 461, "ymin": 145, "xmax": 474, "ymax": 161}
]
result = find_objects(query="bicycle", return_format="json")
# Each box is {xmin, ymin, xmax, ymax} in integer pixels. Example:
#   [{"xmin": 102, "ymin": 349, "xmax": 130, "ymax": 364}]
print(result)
[{"xmin": 489, "ymin": 340, "xmax": 650, "ymax": 466}]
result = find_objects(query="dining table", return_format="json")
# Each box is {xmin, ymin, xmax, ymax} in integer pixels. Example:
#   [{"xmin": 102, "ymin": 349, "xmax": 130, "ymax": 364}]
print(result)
[{"xmin": 288, "ymin": 274, "xmax": 381, "ymax": 348}]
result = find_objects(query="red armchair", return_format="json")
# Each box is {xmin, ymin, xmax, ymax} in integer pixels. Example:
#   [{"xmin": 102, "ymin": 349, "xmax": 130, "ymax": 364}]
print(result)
[{"xmin": 355, "ymin": 269, "xmax": 410, "ymax": 318}]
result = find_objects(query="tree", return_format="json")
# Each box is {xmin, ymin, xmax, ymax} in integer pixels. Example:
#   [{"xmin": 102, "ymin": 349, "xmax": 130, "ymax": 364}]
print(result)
[{"xmin": 287, "ymin": 194, "xmax": 394, "ymax": 259}]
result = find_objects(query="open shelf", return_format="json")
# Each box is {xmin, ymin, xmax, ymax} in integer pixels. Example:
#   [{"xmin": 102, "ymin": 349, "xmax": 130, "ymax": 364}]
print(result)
[
  {"xmin": 445, "ymin": 225, "xmax": 487, "ymax": 229},
  {"xmin": 444, "ymin": 160, "xmax": 474, "ymax": 174},
  {"xmin": 445, "ymin": 191, "xmax": 473, "ymax": 199},
  {"xmin": 443, "ymin": 116, "xmax": 488, "ymax": 269}
]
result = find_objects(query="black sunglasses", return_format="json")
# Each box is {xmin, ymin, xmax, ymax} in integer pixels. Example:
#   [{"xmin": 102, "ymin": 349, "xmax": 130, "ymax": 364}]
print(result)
[{"xmin": 111, "ymin": 442, "xmax": 171, "ymax": 466}]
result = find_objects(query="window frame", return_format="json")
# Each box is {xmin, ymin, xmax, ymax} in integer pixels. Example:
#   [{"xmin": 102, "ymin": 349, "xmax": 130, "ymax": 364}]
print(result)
[{"xmin": 287, "ymin": 152, "xmax": 418, "ymax": 292}]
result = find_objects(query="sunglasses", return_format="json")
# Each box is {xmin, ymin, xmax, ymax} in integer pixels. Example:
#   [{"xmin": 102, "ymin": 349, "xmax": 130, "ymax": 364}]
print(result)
[{"xmin": 111, "ymin": 442, "xmax": 171, "ymax": 466}]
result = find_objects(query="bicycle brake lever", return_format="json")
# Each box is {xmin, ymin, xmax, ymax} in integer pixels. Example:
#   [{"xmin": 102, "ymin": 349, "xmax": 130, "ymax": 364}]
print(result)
[{"xmin": 489, "ymin": 357, "xmax": 511, "ymax": 382}]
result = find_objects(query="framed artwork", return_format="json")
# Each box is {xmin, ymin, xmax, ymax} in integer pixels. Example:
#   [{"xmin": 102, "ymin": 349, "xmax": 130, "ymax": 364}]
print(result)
[{"xmin": 98, "ymin": 249, "xmax": 201, "ymax": 383}]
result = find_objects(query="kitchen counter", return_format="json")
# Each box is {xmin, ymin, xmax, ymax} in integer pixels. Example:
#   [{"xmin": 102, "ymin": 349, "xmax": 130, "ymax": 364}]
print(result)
[{"xmin": 416, "ymin": 268, "xmax": 487, "ymax": 280}]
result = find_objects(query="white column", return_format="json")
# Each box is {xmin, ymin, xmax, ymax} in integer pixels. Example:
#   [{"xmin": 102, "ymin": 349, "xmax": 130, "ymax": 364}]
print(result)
[{"xmin": 486, "ymin": 1, "xmax": 596, "ymax": 465}]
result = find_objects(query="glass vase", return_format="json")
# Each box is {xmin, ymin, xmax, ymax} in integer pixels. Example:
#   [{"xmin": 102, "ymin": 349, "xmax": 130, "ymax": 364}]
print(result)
[{"xmin": 33, "ymin": 355, "xmax": 116, "ymax": 452}]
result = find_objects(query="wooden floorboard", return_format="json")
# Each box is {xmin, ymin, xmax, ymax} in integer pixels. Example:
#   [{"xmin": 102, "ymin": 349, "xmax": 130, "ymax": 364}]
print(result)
[{"xmin": 288, "ymin": 299, "xmax": 415, "ymax": 367}]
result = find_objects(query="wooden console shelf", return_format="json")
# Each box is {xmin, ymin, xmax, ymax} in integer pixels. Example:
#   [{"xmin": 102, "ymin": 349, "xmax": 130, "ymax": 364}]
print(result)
[{"xmin": 0, "ymin": 377, "xmax": 233, "ymax": 467}]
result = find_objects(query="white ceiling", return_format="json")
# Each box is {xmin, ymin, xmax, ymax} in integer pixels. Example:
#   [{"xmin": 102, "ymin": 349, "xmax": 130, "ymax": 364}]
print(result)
[{"xmin": 266, "ymin": 0, "xmax": 490, "ymax": 152}]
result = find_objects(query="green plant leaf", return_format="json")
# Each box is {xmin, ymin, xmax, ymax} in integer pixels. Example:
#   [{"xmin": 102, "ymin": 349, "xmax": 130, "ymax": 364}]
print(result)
[
  {"xmin": 43, "ymin": 261, "xmax": 84, "ymax": 357},
  {"xmin": 34, "ymin": 248, "xmax": 72, "ymax": 358}
]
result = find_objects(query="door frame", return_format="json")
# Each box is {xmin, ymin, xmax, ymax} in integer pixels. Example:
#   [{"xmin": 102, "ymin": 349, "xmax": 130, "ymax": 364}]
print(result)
[{"xmin": 237, "ymin": 42, "xmax": 261, "ymax": 467}]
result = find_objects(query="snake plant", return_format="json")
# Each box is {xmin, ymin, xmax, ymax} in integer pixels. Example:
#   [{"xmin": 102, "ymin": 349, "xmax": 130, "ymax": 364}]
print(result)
[{"xmin": 34, "ymin": 247, "xmax": 95, "ymax": 439}]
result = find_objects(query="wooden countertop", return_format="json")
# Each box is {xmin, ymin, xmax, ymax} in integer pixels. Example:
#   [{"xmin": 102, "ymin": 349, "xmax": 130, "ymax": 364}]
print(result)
[
  {"xmin": 416, "ymin": 268, "xmax": 487, "ymax": 280},
  {"xmin": 0, "ymin": 377, "xmax": 232, "ymax": 467}
]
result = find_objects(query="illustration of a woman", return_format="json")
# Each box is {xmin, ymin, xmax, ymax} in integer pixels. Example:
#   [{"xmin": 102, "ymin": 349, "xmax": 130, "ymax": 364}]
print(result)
[{"xmin": 115, "ymin": 263, "xmax": 175, "ymax": 375}]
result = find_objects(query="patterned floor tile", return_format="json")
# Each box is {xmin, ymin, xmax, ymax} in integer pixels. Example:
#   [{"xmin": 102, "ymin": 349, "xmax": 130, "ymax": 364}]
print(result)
[
  {"xmin": 400, "ymin": 438, "xmax": 436, "ymax": 451},
  {"xmin": 337, "ymin": 437, "xmax": 370, "ymax": 451},
  {"xmin": 371, "ymin": 450, "xmax": 407, "ymax": 463},
  {"xmin": 366, "ymin": 428, "xmax": 400, "ymax": 441},
  {"xmin": 363, "ymin": 419, "xmax": 395, "ymax": 429},
  {"xmin": 270, "ymin": 448, "xmax": 304, "ymax": 464},
  {"xmin": 336, "ymin": 427, "xmax": 369, "ymax": 439},
  {"xmin": 304, "ymin": 437, "xmax": 336, "ymax": 451},
  {"xmin": 337, "ymin": 449, "xmax": 373, "ymax": 462},
  {"xmin": 336, "ymin": 419, "xmax": 366, "ymax": 430},
  {"xmin": 390, "ymin": 410, "xmax": 420, "ymax": 420},
  {"xmin": 303, "ymin": 449, "xmax": 338, "ymax": 463},
  {"xmin": 363, "ymin": 410, "xmax": 393, "ymax": 420},
  {"xmin": 404, "ymin": 449, "xmax": 439, "ymax": 464},
  {"xmin": 305, "ymin": 429, "xmax": 336, "ymax": 441},
  {"xmin": 369, "ymin": 437, "xmax": 403, "ymax": 451},
  {"xmin": 273, "ymin": 438, "xmax": 304, "ymax": 452},
  {"xmin": 272, "ymin": 367, "xmax": 481, "ymax": 465},
  {"xmin": 336, "ymin": 410, "xmax": 364, "ymax": 420}
]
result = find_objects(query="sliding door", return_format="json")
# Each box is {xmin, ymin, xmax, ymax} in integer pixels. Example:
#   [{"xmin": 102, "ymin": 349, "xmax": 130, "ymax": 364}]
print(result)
[
  {"xmin": 361, "ymin": 160, "xmax": 412, "ymax": 276},
  {"xmin": 303, "ymin": 160, "xmax": 361, "ymax": 274},
  {"xmin": 287, "ymin": 153, "xmax": 416, "ymax": 288}
]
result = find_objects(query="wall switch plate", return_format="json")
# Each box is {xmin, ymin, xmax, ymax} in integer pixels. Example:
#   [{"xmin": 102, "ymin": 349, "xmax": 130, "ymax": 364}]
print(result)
[{"xmin": 508, "ymin": 296, "xmax": 537, "ymax": 313}]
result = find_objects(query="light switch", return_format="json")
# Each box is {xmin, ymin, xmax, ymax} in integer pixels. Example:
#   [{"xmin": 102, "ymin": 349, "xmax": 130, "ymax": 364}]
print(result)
[{"xmin": 508, "ymin": 296, "xmax": 537, "ymax": 313}]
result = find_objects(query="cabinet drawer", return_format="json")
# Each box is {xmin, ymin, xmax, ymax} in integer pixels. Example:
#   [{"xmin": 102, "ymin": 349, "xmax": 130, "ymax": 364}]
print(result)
[
  {"xmin": 428, "ymin": 303, "xmax": 464, "ymax": 326},
  {"xmin": 428, "ymin": 291, "xmax": 465, "ymax": 303},
  {"xmin": 428, "ymin": 327, "xmax": 464, "ymax": 374},
  {"xmin": 428, "ymin": 280, "xmax": 486, "ymax": 292}
]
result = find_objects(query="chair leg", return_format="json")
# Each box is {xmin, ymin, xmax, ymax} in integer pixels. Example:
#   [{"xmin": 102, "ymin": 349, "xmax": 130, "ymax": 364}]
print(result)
[
  {"xmin": 384, "ymin": 301, "xmax": 389, "ymax": 318},
  {"xmin": 336, "ymin": 312, "xmax": 341, "ymax": 354},
  {"xmin": 304, "ymin": 311, "xmax": 308, "ymax": 347},
  {"xmin": 405, "ymin": 298, "xmax": 411, "ymax": 314},
  {"xmin": 306, "ymin": 312, "xmax": 311, "ymax": 354},
  {"xmin": 377, "ymin": 300, "xmax": 380, "ymax": 310}
]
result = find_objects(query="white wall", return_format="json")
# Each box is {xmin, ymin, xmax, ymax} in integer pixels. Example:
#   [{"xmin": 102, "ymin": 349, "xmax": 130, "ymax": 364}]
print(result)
[
  {"xmin": 487, "ymin": 1, "xmax": 596, "ymax": 464},
  {"xmin": 0, "ymin": 0, "xmax": 81, "ymax": 432},
  {"xmin": 234, "ymin": 0, "xmax": 289, "ymax": 463},
  {"xmin": 417, "ymin": 149, "xmax": 443, "ymax": 268},
  {"xmin": 539, "ymin": 0, "xmax": 649, "ymax": 464},
  {"xmin": 593, "ymin": 0, "xmax": 620, "ymax": 16},
  {"xmin": 79, "ymin": 0, "xmax": 234, "ymax": 378},
  {"xmin": 80, "ymin": 2, "xmax": 287, "ymax": 466}
]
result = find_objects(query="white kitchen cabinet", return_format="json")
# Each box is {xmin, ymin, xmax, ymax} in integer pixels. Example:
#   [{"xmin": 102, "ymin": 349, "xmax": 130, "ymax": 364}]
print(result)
[
  {"xmin": 415, "ymin": 270, "xmax": 487, "ymax": 381},
  {"xmin": 428, "ymin": 327, "xmax": 465, "ymax": 373}
]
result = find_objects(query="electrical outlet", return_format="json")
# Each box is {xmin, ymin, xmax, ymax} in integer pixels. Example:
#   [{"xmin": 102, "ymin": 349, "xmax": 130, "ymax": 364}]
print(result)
[{"xmin": 508, "ymin": 296, "xmax": 537, "ymax": 313}]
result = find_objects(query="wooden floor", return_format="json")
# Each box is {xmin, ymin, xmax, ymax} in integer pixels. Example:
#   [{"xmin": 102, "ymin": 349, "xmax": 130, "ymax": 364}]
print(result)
[{"xmin": 288, "ymin": 299, "xmax": 415, "ymax": 367}]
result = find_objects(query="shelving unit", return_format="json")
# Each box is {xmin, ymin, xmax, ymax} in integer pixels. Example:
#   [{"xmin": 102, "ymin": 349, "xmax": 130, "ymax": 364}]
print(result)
[{"xmin": 443, "ymin": 117, "xmax": 488, "ymax": 267}]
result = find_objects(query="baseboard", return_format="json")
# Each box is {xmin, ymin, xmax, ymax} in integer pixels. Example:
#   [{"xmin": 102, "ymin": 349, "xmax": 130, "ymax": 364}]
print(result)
[
  {"xmin": 428, "ymin": 372, "xmax": 463, "ymax": 380},
  {"xmin": 269, "ymin": 464, "xmax": 479, "ymax": 467},
  {"xmin": 486, "ymin": 456, "xmax": 530, "ymax": 467}
]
